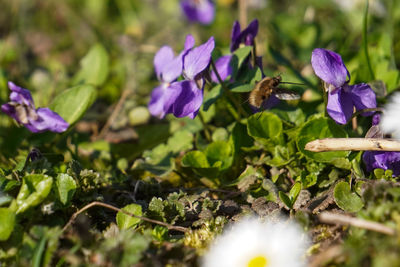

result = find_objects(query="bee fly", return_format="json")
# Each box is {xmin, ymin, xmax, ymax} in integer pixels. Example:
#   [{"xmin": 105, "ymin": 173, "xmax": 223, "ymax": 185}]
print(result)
[{"xmin": 248, "ymin": 75, "xmax": 301, "ymax": 109}]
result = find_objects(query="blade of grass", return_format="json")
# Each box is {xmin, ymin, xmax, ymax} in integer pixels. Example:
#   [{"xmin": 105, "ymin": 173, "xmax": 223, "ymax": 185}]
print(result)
[{"xmin": 363, "ymin": 0, "xmax": 375, "ymax": 80}]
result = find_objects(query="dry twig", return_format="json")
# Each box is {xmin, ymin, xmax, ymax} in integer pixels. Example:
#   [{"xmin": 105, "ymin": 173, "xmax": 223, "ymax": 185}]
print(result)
[
  {"xmin": 318, "ymin": 212, "xmax": 396, "ymax": 236},
  {"xmin": 305, "ymin": 138, "xmax": 400, "ymax": 152},
  {"xmin": 95, "ymin": 89, "xmax": 132, "ymax": 141},
  {"xmin": 62, "ymin": 201, "xmax": 189, "ymax": 233}
]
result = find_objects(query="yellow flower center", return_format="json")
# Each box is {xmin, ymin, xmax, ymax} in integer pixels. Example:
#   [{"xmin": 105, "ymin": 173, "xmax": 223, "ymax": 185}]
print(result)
[{"xmin": 247, "ymin": 255, "xmax": 268, "ymax": 267}]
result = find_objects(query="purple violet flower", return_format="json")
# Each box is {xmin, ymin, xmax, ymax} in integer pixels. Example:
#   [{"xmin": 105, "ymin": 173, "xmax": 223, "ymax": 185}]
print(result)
[
  {"xmin": 230, "ymin": 19, "xmax": 259, "ymax": 52},
  {"xmin": 363, "ymin": 114, "xmax": 400, "ymax": 176},
  {"xmin": 148, "ymin": 45, "xmax": 184, "ymax": 118},
  {"xmin": 1, "ymin": 82, "xmax": 69, "ymax": 133},
  {"xmin": 148, "ymin": 35, "xmax": 215, "ymax": 119},
  {"xmin": 180, "ymin": 0, "xmax": 215, "ymax": 25},
  {"xmin": 363, "ymin": 151, "xmax": 400, "ymax": 176},
  {"xmin": 311, "ymin": 48, "xmax": 377, "ymax": 124},
  {"xmin": 172, "ymin": 36, "xmax": 215, "ymax": 118}
]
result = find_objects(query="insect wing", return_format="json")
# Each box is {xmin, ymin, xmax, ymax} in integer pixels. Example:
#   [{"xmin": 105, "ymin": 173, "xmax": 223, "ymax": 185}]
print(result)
[{"xmin": 273, "ymin": 87, "xmax": 300, "ymax": 100}]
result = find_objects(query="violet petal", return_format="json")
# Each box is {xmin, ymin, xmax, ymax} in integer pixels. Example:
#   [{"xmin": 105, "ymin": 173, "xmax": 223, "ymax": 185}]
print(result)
[
  {"xmin": 211, "ymin": 55, "xmax": 232, "ymax": 83},
  {"xmin": 311, "ymin": 48, "xmax": 349, "ymax": 88},
  {"xmin": 183, "ymin": 36, "xmax": 215, "ymax": 80},
  {"xmin": 171, "ymin": 80, "xmax": 203, "ymax": 118},
  {"xmin": 1, "ymin": 103, "xmax": 18, "ymax": 122},
  {"xmin": 154, "ymin": 46, "xmax": 175, "ymax": 80},
  {"xmin": 181, "ymin": 0, "xmax": 215, "ymax": 25},
  {"xmin": 162, "ymin": 56, "xmax": 183, "ymax": 83},
  {"xmin": 184, "ymin": 34, "xmax": 196, "ymax": 52},
  {"xmin": 230, "ymin": 21, "xmax": 241, "ymax": 52},
  {"xmin": 230, "ymin": 19, "xmax": 258, "ymax": 52},
  {"xmin": 372, "ymin": 113, "xmax": 380, "ymax": 126},
  {"xmin": 148, "ymin": 85, "xmax": 181, "ymax": 118},
  {"xmin": 350, "ymin": 83, "xmax": 377, "ymax": 116},
  {"xmin": 242, "ymin": 19, "xmax": 259, "ymax": 46},
  {"xmin": 327, "ymin": 88, "xmax": 353, "ymax": 124},
  {"xmin": 363, "ymin": 151, "xmax": 400, "ymax": 176},
  {"xmin": 8, "ymin": 82, "xmax": 35, "ymax": 108},
  {"xmin": 26, "ymin": 108, "xmax": 69, "ymax": 133},
  {"xmin": 363, "ymin": 151, "xmax": 388, "ymax": 172},
  {"xmin": 148, "ymin": 86, "xmax": 167, "ymax": 118}
]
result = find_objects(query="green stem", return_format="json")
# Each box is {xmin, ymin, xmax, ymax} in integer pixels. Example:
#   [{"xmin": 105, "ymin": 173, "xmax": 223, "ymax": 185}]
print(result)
[
  {"xmin": 210, "ymin": 58, "xmax": 247, "ymax": 120},
  {"xmin": 198, "ymin": 112, "xmax": 212, "ymax": 142},
  {"xmin": 350, "ymin": 107, "xmax": 383, "ymax": 121},
  {"xmin": 322, "ymin": 85, "xmax": 328, "ymax": 117},
  {"xmin": 252, "ymin": 42, "xmax": 257, "ymax": 68},
  {"xmin": 363, "ymin": 0, "xmax": 375, "ymax": 80}
]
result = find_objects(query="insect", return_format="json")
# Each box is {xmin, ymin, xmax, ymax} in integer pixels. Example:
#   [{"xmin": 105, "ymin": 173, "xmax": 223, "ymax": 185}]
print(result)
[{"xmin": 248, "ymin": 75, "xmax": 301, "ymax": 109}]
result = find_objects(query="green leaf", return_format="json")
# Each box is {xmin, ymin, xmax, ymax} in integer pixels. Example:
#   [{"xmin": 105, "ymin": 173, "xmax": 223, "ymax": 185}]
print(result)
[
  {"xmin": 50, "ymin": 84, "xmax": 97, "ymax": 125},
  {"xmin": 148, "ymin": 197, "xmax": 165, "ymax": 218},
  {"xmin": 116, "ymin": 204, "xmax": 143, "ymax": 230},
  {"xmin": 297, "ymin": 117, "xmax": 349, "ymax": 163},
  {"xmin": 231, "ymin": 122, "xmax": 253, "ymax": 155},
  {"xmin": 231, "ymin": 46, "xmax": 253, "ymax": 75},
  {"xmin": 0, "ymin": 207, "xmax": 15, "ymax": 241},
  {"xmin": 229, "ymin": 83, "xmax": 253, "ymax": 93},
  {"xmin": 167, "ymin": 130, "xmax": 193, "ymax": 154},
  {"xmin": 289, "ymin": 182, "xmax": 302, "ymax": 203},
  {"xmin": 182, "ymin": 151, "xmax": 210, "ymax": 168},
  {"xmin": 16, "ymin": 174, "xmax": 53, "ymax": 214},
  {"xmin": 182, "ymin": 151, "xmax": 220, "ymax": 178},
  {"xmin": 32, "ymin": 235, "xmax": 47, "ymax": 267},
  {"xmin": 204, "ymin": 141, "xmax": 233, "ymax": 171},
  {"xmin": 73, "ymin": 43, "xmax": 109, "ymax": 86},
  {"xmin": 299, "ymin": 171, "xmax": 318, "ymax": 188},
  {"xmin": 267, "ymin": 145, "xmax": 292, "ymax": 167},
  {"xmin": 228, "ymin": 165, "xmax": 263, "ymax": 186},
  {"xmin": 373, "ymin": 168, "xmax": 385, "ymax": 179},
  {"xmin": 203, "ymin": 84, "xmax": 223, "ymax": 111},
  {"xmin": 152, "ymin": 225, "xmax": 168, "ymax": 241},
  {"xmin": 334, "ymin": 181, "xmax": 364, "ymax": 212},
  {"xmin": 212, "ymin": 128, "xmax": 228, "ymax": 142},
  {"xmin": 279, "ymin": 191, "xmax": 293, "ymax": 209},
  {"xmin": 56, "ymin": 173, "xmax": 77, "ymax": 205},
  {"xmin": 247, "ymin": 112, "xmax": 283, "ymax": 151},
  {"xmin": 0, "ymin": 191, "xmax": 13, "ymax": 206}
]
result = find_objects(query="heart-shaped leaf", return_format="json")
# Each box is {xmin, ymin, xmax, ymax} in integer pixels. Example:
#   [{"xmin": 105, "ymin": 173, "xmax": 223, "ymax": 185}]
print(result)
[{"xmin": 334, "ymin": 181, "xmax": 364, "ymax": 212}]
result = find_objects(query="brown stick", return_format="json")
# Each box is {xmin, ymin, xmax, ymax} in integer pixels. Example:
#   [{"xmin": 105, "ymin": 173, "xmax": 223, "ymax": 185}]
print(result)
[
  {"xmin": 62, "ymin": 201, "xmax": 189, "ymax": 233},
  {"xmin": 94, "ymin": 89, "xmax": 131, "ymax": 141},
  {"xmin": 318, "ymin": 212, "xmax": 396, "ymax": 236},
  {"xmin": 238, "ymin": 0, "xmax": 247, "ymax": 27},
  {"xmin": 305, "ymin": 138, "xmax": 400, "ymax": 152}
]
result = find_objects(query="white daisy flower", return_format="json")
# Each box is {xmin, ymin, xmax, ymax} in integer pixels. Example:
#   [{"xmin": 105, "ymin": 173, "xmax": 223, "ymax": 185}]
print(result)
[
  {"xmin": 380, "ymin": 93, "xmax": 400, "ymax": 139},
  {"xmin": 201, "ymin": 217, "xmax": 309, "ymax": 267}
]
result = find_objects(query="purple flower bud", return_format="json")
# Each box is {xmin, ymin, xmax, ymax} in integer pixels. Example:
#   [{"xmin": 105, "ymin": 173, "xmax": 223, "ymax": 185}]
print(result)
[{"xmin": 230, "ymin": 19, "xmax": 259, "ymax": 52}]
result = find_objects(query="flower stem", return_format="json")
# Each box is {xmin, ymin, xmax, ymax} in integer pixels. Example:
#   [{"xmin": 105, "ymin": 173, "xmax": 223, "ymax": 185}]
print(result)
[
  {"xmin": 322, "ymin": 85, "xmax": 328, "ymax": 117},
  {"xmin": 350, "ymin": 107, "xmax": 383, "ymax": 120},
  {"xmin": 198, "ymin": 112, "xmax": 212, "ymax": 142},
  {"xmin": 210, "ymin": 58, "xmax": 247, "ymax": 120},
  {"xmin": 352, "ymin": 106, "xmax": 358, "ymax": 131}
]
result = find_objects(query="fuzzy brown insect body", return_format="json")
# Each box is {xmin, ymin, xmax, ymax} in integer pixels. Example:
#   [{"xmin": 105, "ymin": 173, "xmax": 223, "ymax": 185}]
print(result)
[{"xmin": 248, "ymin": 75, "xmax": 300, "ymax": 108}]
